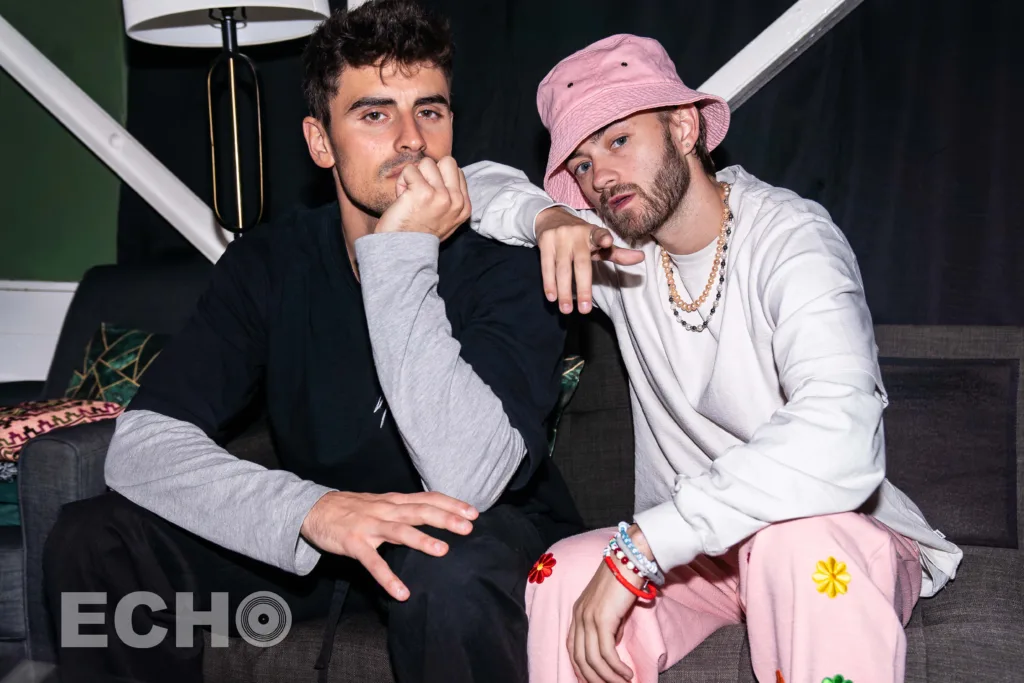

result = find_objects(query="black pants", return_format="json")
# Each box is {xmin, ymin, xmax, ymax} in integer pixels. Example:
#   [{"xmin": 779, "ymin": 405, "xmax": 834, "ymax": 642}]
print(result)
[{"xmin": 43, "ymin": 492, "xmax": 549, "ymax": 683}]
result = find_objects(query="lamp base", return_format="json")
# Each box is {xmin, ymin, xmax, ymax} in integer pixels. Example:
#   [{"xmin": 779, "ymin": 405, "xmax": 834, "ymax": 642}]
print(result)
[{"xmin": 207, "ymin": 8, "xmax": 265, "ymax": 236}]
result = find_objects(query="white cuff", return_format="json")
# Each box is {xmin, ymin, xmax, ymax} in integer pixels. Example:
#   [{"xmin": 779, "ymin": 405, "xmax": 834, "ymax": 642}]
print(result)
[
  {"xmin": 530, "ymin": 201, "xmax": 578, "ymax": 242},
  {"xmin": 633, "ymin": 500, "xmax": 703, "ymax": 571}
]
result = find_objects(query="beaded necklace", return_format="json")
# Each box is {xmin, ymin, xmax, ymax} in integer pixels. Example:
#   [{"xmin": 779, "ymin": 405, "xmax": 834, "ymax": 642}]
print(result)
[{"xmin": 659, "ymin": 182, "xmax": 733, "ymax": 333}]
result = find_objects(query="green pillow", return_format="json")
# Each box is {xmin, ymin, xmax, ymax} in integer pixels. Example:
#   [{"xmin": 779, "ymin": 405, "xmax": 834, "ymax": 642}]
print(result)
[
  {"xmin": 547, "ymin": 355, "xmax": 584, "ymax": 456},
  {"xmin": 65, "ymin": 324, "xmax": 169, "ymax": 406}
]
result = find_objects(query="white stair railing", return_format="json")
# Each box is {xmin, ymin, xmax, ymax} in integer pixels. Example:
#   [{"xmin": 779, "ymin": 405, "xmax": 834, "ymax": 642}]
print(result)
[{"xmin": 0, "ymin": 13, "xmax": 231, "ymax": 264}]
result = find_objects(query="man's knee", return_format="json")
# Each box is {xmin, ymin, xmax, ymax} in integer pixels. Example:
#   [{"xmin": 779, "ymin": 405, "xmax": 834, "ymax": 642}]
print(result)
[
  {"xmin": 389, "ymin": 511, "xmax": 538, "ymax": 634},
  {"xmin": 44, "ymin": 493, "xmax": 154, "ymax": 589},
  {"xmin": 541, "ymin": 529, "xmax": 614, "ymax": 571},
  {"xmin": 747, "ymin": 513, "xmax": 895, "ymax": 567},
  {"xmin": 397, "ymin": 532, "xmax": 523, "ymax": 603},
  {"xmin": 521, "ymin": 529, "xmax": 613, "ymax": 610}
]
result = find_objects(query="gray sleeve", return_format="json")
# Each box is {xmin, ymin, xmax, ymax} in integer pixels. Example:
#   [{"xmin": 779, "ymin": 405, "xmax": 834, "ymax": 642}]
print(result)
[
  {"xmin": 353, "ymin": 232, "xmax": 527, "ymax": 512},
  {"xmin": 105, "ymin": 409, "xmax": 334, "ymax": 576}
]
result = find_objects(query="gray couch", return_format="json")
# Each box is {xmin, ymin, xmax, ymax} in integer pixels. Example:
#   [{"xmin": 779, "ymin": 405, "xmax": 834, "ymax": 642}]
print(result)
[{"xmin": 14, "ymin": 264, "xmax": 1024, "ymax": 681}]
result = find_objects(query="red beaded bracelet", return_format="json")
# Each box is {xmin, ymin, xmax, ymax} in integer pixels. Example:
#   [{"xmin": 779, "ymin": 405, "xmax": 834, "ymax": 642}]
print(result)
[{"xmin": 603, "ymin": 555, "xmax": 657, "ymax": 600}]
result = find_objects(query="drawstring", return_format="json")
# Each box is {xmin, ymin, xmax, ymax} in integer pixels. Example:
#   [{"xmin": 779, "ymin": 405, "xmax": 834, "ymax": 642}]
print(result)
[{"xmin": 313, "ymin": 579, "xmax": 350, "ymax": 683}]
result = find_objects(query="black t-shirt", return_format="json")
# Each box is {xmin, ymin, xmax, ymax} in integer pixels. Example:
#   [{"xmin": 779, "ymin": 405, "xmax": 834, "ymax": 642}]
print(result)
[{"xmin": 129, "ymin": 201, "xmax": 583, "ymax": 539}]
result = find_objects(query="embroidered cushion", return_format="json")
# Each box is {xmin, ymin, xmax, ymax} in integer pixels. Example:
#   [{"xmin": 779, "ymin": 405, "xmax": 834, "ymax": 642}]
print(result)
[
  {"xmin": 64, "ymin": 324, "xmax": 170, "ymax": 406},
  {"xmin": 0, "ymin": 399, "xmax": 123, "ymax": 462}
]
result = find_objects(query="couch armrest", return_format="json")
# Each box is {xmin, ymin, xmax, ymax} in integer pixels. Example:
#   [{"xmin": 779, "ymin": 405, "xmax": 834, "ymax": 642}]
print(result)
[
  {"xmin": 19, "ymin": 420, "xmax": 115, "ymax": 663},
  {"xmin": 0, "ymin": 381, "xmax": 45, "ymax": 407}
]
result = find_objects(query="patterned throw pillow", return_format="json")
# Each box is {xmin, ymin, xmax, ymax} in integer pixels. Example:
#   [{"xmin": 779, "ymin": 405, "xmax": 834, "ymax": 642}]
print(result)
[
  {"xmin": 65, "ymin": 324, "xmax": 169, "ymax": 406},
  {"xmin": 547, "ymin": 355, "xmax": 585, "ymax": 456},
  {"xmin": 0, "ymin": 399, "xmax": 123, "ymax": 462}
]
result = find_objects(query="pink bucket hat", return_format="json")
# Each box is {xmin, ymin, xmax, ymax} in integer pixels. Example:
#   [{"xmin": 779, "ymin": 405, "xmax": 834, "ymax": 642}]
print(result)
[{"xmin": 537, "ymin": 34, "xmax": 731, "ymax": 209}]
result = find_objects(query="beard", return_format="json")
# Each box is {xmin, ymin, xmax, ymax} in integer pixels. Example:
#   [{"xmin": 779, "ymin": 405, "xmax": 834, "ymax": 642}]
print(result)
[
  {"xmin": 337, "ymin": 150, "xmax": 426, "ymax": 217},
  {"xmin": 594, "ymin": 128, "xmax": 690, "ymax": 246}
]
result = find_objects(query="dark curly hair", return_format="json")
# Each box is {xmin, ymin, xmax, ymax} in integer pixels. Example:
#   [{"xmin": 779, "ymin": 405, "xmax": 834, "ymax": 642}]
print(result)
[{"xmin": 302, "ymin": 0, "xmax": 454, "ymax": 130}]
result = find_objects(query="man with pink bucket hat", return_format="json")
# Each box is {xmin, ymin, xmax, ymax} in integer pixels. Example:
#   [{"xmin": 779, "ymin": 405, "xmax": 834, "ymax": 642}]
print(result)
[{"xmin": 462, "ymin": 34, "xmax": 962, "ymax": 683}]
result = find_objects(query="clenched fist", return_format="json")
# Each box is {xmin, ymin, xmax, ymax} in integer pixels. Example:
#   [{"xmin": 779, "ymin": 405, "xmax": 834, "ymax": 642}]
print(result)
[{"xmin": 375, "ymin": 156, "xmax": 471, "ymax": 240}]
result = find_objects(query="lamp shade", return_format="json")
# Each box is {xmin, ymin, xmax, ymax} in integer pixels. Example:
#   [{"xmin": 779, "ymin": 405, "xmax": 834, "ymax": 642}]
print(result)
[{"xmin": 123, "ymin": 0, "xmax": 331, "ymax": 48}]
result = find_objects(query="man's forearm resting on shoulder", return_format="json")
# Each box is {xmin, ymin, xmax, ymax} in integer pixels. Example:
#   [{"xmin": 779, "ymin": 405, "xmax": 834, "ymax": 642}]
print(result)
[
  {"xmin": 464, "ymin": 160, "xmax": 578, "ymax": 246},
  {"xmin": 106, "ymin": 410, "xmax": 333, "ymax": 575},
  {"xmin": 355, "ymin": 232, "xmax": 529, "ymax": 512}
]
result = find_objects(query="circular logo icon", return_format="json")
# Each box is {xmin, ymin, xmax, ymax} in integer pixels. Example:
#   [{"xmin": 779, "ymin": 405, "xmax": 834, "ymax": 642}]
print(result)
[{"xmin": 235, "ymin": 591, "xmax": 291, "ymax": 647}]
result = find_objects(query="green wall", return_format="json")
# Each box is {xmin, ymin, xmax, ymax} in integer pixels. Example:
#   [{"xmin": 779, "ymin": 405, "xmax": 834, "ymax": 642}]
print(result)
[{"xmin": 0, "ymin": 0, "xmax": 126, "ymax": 282}]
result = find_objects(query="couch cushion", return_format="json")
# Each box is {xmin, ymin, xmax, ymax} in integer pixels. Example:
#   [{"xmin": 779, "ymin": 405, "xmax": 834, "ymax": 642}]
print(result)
[
  {"xmin": 203, "ymin": 610, "xmax": 392, "ymax": 682},
  {"xmin": 903, "ymin": 546, "xmax": 1024, "ymax": 681},
  {"xmin": 875, "ymin": 326, "xmax": 1023, "ymax": 549},
  {"xmin": 551, "ymin": 311, "xmax": 635, "ymax": 529}
]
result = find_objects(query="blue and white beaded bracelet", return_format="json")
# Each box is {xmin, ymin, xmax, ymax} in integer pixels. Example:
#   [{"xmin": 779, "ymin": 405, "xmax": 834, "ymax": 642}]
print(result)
[{"xmin": 617, "ymin": 522, "xmax": 666, "ymax": 586}]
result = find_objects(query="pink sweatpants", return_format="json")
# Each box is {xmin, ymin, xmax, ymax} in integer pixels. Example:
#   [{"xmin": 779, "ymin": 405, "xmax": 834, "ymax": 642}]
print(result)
[{"xmin": 525, "ymin": 513, "xmax": 921, "ymax": 683}]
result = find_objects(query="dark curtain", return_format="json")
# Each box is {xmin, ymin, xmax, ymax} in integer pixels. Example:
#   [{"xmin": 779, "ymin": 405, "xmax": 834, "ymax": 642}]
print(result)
[{"xmin": 118, "ymin": 0, "xmax": 1022, "ymax": 325}]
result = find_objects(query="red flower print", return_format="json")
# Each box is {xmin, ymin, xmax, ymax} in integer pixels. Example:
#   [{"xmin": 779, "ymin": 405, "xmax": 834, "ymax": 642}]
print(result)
[{"xmin": 529, "ymin": 553, "xmax": 557, "ymax": 584}]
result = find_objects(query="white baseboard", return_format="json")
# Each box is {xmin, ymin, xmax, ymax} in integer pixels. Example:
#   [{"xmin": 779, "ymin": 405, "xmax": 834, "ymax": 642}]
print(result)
[{"xmin": 0, "ymin": 280, "xmax": 77, "ymax": 383}]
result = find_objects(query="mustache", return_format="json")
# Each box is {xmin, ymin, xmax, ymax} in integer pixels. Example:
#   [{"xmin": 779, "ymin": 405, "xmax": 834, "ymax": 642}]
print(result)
[
  {"xmin": 379, "ymin": 152, "xmax": 426, "ymax": 178},
  {"xmin": 599, "ymin": 183, "xmax": 644, "ymax": 209}
]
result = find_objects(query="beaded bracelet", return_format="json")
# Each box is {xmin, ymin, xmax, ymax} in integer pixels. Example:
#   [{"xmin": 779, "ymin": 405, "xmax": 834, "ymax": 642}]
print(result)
[
  {"xmin": 617, "ymin": 522, "xmax": 665, "ymax": 586},
  {"xmin": 606, "ymin": 539, "xmax": 645, "ymax": 578},
  {"xmin": 603, "ymin": 555, "xmax": 657, "ymax": 600},
  {"xmin": 616, "ymin": 539, "xmax": 666, "ymax": 586}
]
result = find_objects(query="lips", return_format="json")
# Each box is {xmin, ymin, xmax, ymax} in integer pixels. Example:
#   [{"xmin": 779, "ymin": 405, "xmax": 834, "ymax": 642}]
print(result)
[{"xmin": 608, "ymin": 193, "xmax": 634, "ymax": 212}]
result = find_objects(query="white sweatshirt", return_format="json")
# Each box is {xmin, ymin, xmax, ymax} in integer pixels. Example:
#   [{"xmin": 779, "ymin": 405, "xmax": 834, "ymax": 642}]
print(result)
[{"xmin": 464, "ymin": 161, "xmax": 963, "ymax": 598}]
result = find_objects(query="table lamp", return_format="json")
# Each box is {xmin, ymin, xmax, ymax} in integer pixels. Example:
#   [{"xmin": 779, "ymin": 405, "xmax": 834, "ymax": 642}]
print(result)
[{"xmin": 123, "ymin": 0, "xmax": 331, "ymax": 235}]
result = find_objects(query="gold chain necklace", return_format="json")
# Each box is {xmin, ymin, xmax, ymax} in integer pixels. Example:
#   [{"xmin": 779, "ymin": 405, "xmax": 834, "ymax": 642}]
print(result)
[{"xmin": 660, "ymin": 182, "xmax": 733, "ymax": 333}]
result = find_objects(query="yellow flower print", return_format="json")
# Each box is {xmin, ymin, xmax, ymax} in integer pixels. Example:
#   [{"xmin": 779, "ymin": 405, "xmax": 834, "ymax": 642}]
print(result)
[{"xmin": 812, "ymin": 556, "xmax": 851, "ymax": 598}]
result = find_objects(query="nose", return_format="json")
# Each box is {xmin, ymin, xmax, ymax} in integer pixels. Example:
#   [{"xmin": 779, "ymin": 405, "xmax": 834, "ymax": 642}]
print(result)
[
  {"xmin": 591, "ymin": 161, "xmax": 618, "ymax": 195},
  {"xmin": 394, "ymin": 112, "xmax": 425, "ymax": 154}
]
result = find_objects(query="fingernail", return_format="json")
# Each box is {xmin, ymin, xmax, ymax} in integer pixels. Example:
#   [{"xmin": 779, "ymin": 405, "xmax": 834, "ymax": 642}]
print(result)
[
  {"xmin": 434, "ymin": 541, "xmax": 445, "ymax": 553},
  {"xmin": 546, "ymin": 292, "xmax": 556, "ymax": 302},
  {"xmin": 395, "ymin": 585, "xmax": 408, "ymax": 600},
  {"xmin": 580, "ymin": 302, "xmax": 591, "ymax": 313},
  {"xmin": 560, "ymin": 303, "xmax": 572, "ymax": 313}
]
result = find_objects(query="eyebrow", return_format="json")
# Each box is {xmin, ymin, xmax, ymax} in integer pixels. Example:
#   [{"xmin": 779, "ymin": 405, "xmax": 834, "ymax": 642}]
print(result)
[
  {"xmin": 347, "ymin": 94, "xmax": 451, "ymax": 112},
  {"xmin": 415, "ymin": 94, "xmax": 451, "ymax": 108},
  {"xmin": 566, "ymin": 121, "xmax": 615, "ymax": 163}
]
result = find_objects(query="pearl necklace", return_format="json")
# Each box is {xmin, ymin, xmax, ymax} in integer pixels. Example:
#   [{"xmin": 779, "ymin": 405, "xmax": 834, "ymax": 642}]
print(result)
[{"xmin": 660, "ymin": 182, "xmax": 733, "ymax": 333}]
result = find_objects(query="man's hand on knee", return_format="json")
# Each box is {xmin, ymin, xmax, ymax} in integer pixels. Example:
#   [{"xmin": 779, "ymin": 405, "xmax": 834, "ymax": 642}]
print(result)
[{"xmin": 300, "ymin": 490, "xmax": 478, "ymax": 601}]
